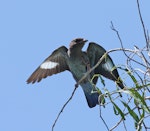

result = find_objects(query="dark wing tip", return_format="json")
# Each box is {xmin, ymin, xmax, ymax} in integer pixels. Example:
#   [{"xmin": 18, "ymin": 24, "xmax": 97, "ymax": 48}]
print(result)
[
  {"xmin": 26, "ymin": 75, "xmax": 39, "ymax": 84},
  {"xmin": 26, "ymin": 77, "xmax": 37, "ymax": 84},
  {"xmin": 26, "ymin": 67, "xmax": 53, "ymax": 84},
  {"xmin": 26, "ymin": 79, "xmax": 31, "ymax": 84}
]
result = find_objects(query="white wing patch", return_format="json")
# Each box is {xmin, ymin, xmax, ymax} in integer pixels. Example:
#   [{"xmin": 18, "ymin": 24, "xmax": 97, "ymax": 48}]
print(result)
[{"xmin": 40, "ymin": 61, "xmax": 59, "ymax": 69}]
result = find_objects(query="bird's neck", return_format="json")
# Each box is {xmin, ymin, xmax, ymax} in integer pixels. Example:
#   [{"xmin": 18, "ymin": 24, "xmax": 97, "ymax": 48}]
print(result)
[{"xmin": 68, "ymin": 48, "xmax": 82, "ymax": 57}]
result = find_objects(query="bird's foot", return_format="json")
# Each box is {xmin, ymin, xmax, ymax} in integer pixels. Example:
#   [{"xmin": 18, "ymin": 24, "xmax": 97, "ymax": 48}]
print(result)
[{"xmin": 75, "ymin": 83, "xmax": 79, "ymax": 88}]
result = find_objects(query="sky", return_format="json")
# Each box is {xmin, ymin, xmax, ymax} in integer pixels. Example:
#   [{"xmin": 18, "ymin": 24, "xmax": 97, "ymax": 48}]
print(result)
[{"xmin": 0, "ymin": 0, "xmax": 150, "ymax": 131}]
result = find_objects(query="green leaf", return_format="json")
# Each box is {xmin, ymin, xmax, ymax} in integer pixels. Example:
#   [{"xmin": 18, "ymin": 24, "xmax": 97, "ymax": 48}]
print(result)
[
  {"xmin": 136, "ymin": 109, "xmax": 145, "ymax": 131},
  {"xmin": 107, "ymin": 91, "xmax": 125, "ymax": 120},
  {"xmin": 122, "ymin": 89, "xmax": 150, "ymax": 113},
  {"xmin": 112, "ymin": 102, "xmax": 125, "ymax": 120},
  {"xmin": 113, "ymin": 105, "xmax": 118, "ymax": 115},
  {"xmin": 135, "ymin": 83, "xmax": 150, "ymax": 90},
  {"xmin": 99, "ymin": 75, "xmax": 105, "ymax": 87},
  {"xmin": 122, "ymin": 101, "xmax": 139, "ymax": 122},
  {"xmin": 125, "ymin": 69, "xmax": 139, "ymax": 88}
]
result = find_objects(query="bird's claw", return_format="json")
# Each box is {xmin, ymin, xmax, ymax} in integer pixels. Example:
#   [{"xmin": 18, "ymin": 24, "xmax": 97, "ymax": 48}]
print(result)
[{"xmin": 75, "ymin": 83, "xmax": 79, "ymax": 88}]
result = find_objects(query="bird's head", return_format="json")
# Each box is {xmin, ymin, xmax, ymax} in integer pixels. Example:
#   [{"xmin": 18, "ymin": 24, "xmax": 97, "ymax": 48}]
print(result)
[{"xmin": 69, "ymin": 38, "xmax": 88, "ymax": 50}]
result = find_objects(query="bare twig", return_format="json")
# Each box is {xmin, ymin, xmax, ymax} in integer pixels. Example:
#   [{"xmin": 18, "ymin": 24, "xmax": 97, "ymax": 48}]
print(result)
[
  {"xmin": 99, "ymin": 106, "xmax": 110, "ymax": 131},
  {"xmin": 111, "ymin": 22, "xmax": 147, "ymax": 68},
  {"xmin": 110, "ymin": 21, "xmax": 127, "ymax": 58},
  {"xmin": 136, "ymin": 0, "xmax": 149, "ymax": 47},
  {"xmin": 52, "ymin": 86, "xmax": 77, "ymax": 131},
  {"xmin": 123, "ymin": 120, "xmax": 127, "ymax": 131},
  {"xmin": 145, "ymin": 96, "xmax": 150, "ymax": 100},
  {"xmin": 110, "ymin": 118, "xmax": 123, "ymax": 131},
  {"xmin": 134, "ymin": 45, "xmax": 150, "ymax": 66}
]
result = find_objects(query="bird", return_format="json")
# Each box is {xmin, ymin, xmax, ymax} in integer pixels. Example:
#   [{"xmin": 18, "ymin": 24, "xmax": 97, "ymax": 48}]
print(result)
[{"xmin": 27, "ymin": 38, "xmax": 124, "ymax": 108}]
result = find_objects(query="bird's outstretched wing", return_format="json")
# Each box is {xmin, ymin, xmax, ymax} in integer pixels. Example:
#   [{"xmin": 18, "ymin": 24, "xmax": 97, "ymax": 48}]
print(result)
[
  {"xmin": 27, "ymin": 46, "xmax": 69, "ymax": 84},
  {"xmin": 87, "ymin": 42, "xmax": 124, "ymax": 89}
]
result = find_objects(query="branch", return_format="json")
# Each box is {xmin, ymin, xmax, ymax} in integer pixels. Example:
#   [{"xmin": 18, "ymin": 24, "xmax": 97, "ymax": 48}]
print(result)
[
  {"xmin": 134, "ymin": 45, "xmax": 150, "ymax": 67},
  {"xmin": 111, "ymin": 22, "xmax": 147, "ymax": 68},
  {"xmin": 52, "ymin": 86, "xmax": 77, "ymax": 131},
  {"xmin": 110, "ymin": 21, "xmax": 125, "ymax": 54},
  {"xmin": 99, "ymin": 106, "xmax": 110, "ymax": 131},
  {"xmin": 110, "ymin": 118, "xmax": 123, "ymax": 131},
  {"xmin": 136, "ymin": 0, "xmax": 149, "ymax": 47}
]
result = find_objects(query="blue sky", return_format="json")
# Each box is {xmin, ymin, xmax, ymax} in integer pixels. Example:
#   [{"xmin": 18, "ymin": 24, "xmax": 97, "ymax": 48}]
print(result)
[{"xmin": 0, "ymin": 0, "xmax": 150, "ymax": 131}]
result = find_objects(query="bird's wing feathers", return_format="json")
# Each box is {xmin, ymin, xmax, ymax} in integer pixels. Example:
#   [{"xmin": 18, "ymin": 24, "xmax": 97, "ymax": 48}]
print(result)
[
  {"xmin": 87, "ymin": 42, "xmax": 124, "ymax": 89},
  {"xmin": 27, "ymin": 46, "xmax": 69, "ymax": 84}
]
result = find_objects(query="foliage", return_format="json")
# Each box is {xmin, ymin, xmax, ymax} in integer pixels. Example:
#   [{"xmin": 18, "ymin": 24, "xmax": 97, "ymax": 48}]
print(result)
[{"xmin": 96, "ymin": 66, "xmax": 150, "ymax": 130}]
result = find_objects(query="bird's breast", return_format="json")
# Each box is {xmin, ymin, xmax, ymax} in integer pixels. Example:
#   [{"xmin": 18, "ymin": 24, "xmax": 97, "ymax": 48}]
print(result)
[{"xmin": 67, "ymin": 57, "xmax": 90, "ymax": 82}]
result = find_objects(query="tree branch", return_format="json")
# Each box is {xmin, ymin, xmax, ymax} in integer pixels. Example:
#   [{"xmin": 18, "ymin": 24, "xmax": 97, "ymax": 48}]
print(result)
[
  {"xmin": 136, "ymin": 0, "xmax": 149, "ymax": 47},
  {"xmin": 99, "ymin": 106, "xmax": 110, "ymax": 131},
  {"xmin": 111, "ymin": 21, "xmax": 147, "ymax": 68},
  {"xmin": 52, "ymin": 86, "xmax": 77, "ymax": 131}
]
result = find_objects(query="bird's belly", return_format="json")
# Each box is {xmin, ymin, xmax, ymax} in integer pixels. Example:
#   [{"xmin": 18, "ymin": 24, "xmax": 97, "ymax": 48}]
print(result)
[{"xmin": 68, "ymin": 62, "xmax": 87, "ymax": 82}]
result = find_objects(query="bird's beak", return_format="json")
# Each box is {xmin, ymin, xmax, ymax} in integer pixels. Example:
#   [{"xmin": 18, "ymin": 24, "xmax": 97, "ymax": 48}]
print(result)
[{"xmin": 83, "ymin": 39, "xmax": 88, "ymax": 43}]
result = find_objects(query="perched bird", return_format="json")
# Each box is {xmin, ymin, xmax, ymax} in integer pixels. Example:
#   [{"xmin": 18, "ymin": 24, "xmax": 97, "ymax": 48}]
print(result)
[{"xmin": 27, "ymin": 38, "xmax": 124, "ymax": 108}]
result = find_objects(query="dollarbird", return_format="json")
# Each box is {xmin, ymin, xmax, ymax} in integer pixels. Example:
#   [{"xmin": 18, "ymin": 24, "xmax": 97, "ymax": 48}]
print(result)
[{"xmin": 27, "ymin": 38, "xmax": 124, "ymax": 108}]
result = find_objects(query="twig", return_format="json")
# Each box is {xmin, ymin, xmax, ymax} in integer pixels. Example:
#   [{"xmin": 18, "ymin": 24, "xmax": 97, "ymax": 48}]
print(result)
[
  {"xmin": 110, "ymin": 21, "xmax": 130, "ymax": 68},
  {"xmin": 52, "ymin": 86, "xmax": 77, "ymax": 131},
  {"xmin": 136, "ymin": 0, "xmax": 149, "ymax": 47},
  {"xmin": 99, "ymin": 106, "xmax": 109, "ymax": 131},
  {"xmin": 110, "ymin": 118, "xmax": 123, "ymax": 131},
  {"xmin": 134, "ymin": 45, "xmax": 150, "ymax": 67},
  {"xmin": 145, "ymin": 96, "xmax": 150, "ymax": 100},
  {"xmin": 110, "ymin": 96, "xmax": 133, "ymax": 131},
  {"xmin": 111, "ymin": 22, "xmax": 147, "ymax": 68},
  {"xmin": 123, "ymin": 120, "xmax": 127, "ymax": 131},
  {"xmin": 110, "ymin": 22, "xmax": 125, "ymax": 54}
]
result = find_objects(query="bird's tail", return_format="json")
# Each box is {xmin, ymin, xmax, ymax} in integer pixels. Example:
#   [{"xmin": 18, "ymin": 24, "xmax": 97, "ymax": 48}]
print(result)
[{"xmin": 80, "ymin": 82, "xmax": 99, "ymax": 108}]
